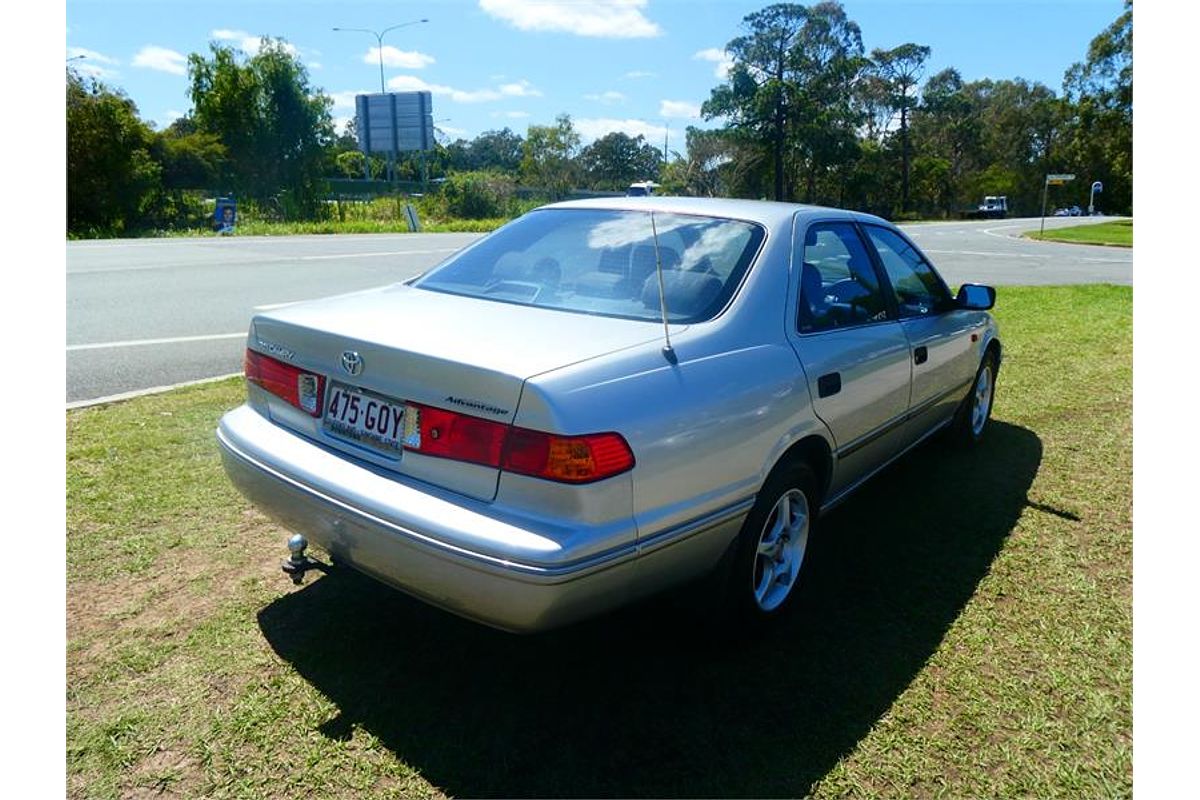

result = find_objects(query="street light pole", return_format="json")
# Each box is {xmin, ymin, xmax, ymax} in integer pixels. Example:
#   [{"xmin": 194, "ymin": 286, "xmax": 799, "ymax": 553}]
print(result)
[
  {"xmin": 333, "ymin": 19, "xmax": 429, "ymax": 182},
  {"xmin": 333, "ymin": 19, "xmax": 429, "ymax": 92}
]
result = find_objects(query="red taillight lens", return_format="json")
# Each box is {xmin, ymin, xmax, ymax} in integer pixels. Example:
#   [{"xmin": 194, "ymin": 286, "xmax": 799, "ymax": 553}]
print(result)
[
  {"xmin": 403, "ymin": 402, "xmax": 508, "ymax": 467},
  {"xmin": 244, "ymin": 349, "xmax": 325, "ymax": 417},
  {"xmin": 401, "ymin": 402, "xmax": 635, "ymax": 483}
]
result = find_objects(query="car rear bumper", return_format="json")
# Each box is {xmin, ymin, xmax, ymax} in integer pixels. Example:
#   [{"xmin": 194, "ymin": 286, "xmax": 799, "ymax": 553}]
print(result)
[{"xmin": 218, "ymin": 405, "xmax": 741, "ymax": 633}]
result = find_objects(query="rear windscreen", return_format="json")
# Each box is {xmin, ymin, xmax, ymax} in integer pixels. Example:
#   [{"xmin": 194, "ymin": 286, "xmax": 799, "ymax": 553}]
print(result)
[{"xmin": 413, "ymin": 208, "xmax": 765, "ymax": 323}]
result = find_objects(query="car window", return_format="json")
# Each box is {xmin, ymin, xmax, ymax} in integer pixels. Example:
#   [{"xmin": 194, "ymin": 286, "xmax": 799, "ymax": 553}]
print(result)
[
  {"xmin": 414, "ymin": 209, "xmax": 765, "ymax": 323},
  {"xmin": 796, "ymin": 222, "xmax": 889, "ymax": 334},
  {"xmin": 863, "ymin": 225, "xmax": 955, "ymax": 318}
]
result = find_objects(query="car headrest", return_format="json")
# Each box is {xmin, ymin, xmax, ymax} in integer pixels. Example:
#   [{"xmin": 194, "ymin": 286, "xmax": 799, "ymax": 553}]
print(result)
[
  {"xmin": 641, "ymin": 271, "xmax": 723, "ymax": 317},
  {"xmin": 799, "ymin": 262, "xmax": 825, "ymax": 331}
]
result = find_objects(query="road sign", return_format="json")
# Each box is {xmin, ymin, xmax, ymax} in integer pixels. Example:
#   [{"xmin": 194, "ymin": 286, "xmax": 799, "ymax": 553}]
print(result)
[
  {"xmin": 1046, "ymin": 173, "xmax": 1076, "ymax": 181},
  {"xmin": 355, "ymin": 91, "xmax": 434, "ymax": 156},
  {"xmin": 1092, "ymin": 181, "xmax": 1103, "ymax": 192}
]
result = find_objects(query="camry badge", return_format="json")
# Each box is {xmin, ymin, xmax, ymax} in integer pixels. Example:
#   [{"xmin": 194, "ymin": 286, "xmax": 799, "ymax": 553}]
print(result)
[{"xmin": 341, "ymin": 351, "xmax": 364, "ymax": 376}]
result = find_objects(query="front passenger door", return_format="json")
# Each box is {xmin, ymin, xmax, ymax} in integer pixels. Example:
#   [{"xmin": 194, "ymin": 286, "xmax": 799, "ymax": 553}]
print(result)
[{"xmin": 861, "ymin": 224, "xmax": 981, "ymax": 443}]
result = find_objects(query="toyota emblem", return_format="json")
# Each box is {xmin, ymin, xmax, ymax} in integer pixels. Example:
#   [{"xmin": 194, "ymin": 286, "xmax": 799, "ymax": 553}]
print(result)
[{"xmin": 341, "ymin": 351, "xmax": 364, "ymax": 376}]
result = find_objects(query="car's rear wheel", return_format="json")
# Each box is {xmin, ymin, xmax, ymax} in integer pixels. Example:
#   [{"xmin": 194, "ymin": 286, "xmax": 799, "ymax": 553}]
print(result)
[
  {"xmin": 729, "ymin": 461, "xmax": 818, "ymax": 622},
  {"xmin": 950, "ymin": 350, "xmax": 998, "ymax": 445}
]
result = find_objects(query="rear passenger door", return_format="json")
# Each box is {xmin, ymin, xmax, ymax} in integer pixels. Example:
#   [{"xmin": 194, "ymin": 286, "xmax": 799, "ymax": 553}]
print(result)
[
  {"xmin": 787, "ymin": 219, "xmax": 913, "ymax": 499},
  {"xmin": 860, "ymin": 224, "xmax": 981, "ymax": 441}
]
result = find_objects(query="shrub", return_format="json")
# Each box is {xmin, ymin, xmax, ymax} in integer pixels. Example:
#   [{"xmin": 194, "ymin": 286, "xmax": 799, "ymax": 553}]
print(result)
[{"xmin": 439, "ymin": 171, "xmax": 516, "ymax": 219}]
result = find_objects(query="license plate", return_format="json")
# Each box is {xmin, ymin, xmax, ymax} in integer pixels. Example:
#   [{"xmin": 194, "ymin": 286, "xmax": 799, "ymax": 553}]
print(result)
[{"xmin": 323, "ymin": 381, "xmax": 405, "ymax": 456}]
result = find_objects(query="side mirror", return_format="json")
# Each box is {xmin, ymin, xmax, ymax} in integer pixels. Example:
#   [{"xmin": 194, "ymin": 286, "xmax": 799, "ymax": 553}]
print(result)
[{"xmin": 956, "ymin": 284, "xmax": 996, "ymax": 310}]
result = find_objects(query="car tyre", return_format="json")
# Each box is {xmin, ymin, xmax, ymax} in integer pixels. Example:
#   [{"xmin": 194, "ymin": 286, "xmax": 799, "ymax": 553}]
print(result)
[
  {"xmin": 727, "ymin": 461, "xmax": 819, "ymax": 625},
  {"xmin": 950, "ymin": 350, "xmax": 998, "ymax": 446}
]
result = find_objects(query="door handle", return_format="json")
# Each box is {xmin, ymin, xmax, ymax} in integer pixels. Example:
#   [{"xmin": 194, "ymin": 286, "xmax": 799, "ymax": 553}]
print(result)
[
  {"xmin": 817, "ymin": 372, "xmax": 841, "ymax": 398},
  {"xmin": 913, "ymin": 346, "xmax": 928, "ymax": 365}
]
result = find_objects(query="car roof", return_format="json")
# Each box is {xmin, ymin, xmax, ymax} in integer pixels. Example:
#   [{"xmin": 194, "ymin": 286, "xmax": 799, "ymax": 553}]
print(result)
[{"xmin": 545, "ymin": 196, "xmax": 892, "ymax": 230}]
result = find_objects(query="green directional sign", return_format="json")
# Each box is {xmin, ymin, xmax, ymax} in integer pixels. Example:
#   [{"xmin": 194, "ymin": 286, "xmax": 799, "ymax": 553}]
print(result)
[{"xmin": 1046, "ymin": 173, "xmax": 1076, "ymax": 182}]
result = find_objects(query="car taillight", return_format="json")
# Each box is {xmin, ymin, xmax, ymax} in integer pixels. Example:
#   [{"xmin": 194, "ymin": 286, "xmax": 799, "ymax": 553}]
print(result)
[
  {"xmin": 503, "ymin": 428, "xmax": 636, "ymax": 484},
  {"xmin": 402, "ymin": 402, "xmax": 508, "ymax": 467},
  {"xmin": 401, "ymin": 401, "xmax": 635, "ymax": 483},
  {"xmin": 244, "ymin": 349, "xmax": 325, "ymax": 417}
]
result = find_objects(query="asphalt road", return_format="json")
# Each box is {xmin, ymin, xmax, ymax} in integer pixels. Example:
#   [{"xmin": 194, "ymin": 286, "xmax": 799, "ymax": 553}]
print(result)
[{"xmin": 66, "ymin": 216, "xmax": 1130, "ymax": 405}]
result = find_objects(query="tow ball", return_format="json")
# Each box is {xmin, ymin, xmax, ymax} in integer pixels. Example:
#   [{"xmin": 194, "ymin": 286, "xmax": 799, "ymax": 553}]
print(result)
[{"xmin": 280, "ymin": 534, "xmax": 329, "ymax": 585}]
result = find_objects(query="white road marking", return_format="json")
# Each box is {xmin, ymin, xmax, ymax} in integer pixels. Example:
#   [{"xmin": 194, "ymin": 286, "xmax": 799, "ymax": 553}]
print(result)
[
  {"xmin": 298, "ymin": 248, "xmax": 458, "ymax": 260},
  {"xmin": 67, "ymin": 332, "xmax": 246, "ymax": 351},
  {"xmin": 922, "ymin": 248, "xmax": 1044, "ymax": 259},
  {"xmin": 67, "ymin": 373, "xmax": 242, "ymax": 410}
]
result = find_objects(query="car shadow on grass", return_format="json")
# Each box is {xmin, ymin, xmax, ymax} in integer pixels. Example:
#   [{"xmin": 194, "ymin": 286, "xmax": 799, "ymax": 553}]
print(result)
[{"xmin": 258, "ymin": 421, "xmax": 1043, "ymax": 798}]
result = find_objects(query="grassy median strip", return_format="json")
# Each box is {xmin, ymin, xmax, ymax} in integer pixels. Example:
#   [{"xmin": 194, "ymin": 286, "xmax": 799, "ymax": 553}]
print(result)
[
  {"xmin": 1025, "ymin": 219, "xmax": 1132, "ymax": 247},
  {"xmin": 66, "ymin": 284, "xmax": 1131, "ymax": 798}
]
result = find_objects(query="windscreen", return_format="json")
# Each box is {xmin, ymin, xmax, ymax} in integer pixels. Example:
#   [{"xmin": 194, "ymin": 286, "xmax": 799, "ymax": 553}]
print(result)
[{"xmin": 413, "ymin": 209, "xmax": 765, "ymax": 323}]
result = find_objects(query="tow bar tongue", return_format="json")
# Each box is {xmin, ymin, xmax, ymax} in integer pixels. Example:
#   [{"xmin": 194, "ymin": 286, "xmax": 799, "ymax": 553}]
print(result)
[{"xmin": 281, "ymin": 534, "xmax": 329, "ymax": 585}]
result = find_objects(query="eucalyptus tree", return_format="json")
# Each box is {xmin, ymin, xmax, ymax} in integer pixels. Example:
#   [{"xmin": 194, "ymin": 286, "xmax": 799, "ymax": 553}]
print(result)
[
  {"xmin": 870, "ymin": 42, "xmax": 931, "ymax": 211},
  {"xmin": 702, "ymin": 3, "xmax": 809, "ymax": 201},
  {"xmin": 520, "ymin": 114, "xmax": 582, "ymax": 198},
  {"xmin": 1061, "ymin": 0, "xmax": 1131, "ymax": 213},
  {"xmin": 789, "ymin": 1, "xmax": 867, "ymax": 203}
]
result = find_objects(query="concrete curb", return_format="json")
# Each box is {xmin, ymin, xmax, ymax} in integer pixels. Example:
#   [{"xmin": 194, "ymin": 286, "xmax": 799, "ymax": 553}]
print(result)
[{"xmin": 67, "ymin": 373, "xmax": 242, "ymax": 410}]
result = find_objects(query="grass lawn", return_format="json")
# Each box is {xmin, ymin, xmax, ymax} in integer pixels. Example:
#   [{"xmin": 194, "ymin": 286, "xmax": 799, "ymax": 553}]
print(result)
[
  {"xmin": 66, "ymin": 284, "xmax": 1131, "ymax": 798},
  {"xmin": 1025, "ymin": 219, "xmax": 1132, "ymax": 247}
]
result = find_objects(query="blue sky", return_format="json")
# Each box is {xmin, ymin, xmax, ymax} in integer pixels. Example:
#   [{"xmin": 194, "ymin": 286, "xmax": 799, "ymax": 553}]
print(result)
[{"xmin": 66, "ymin": 0, "xmax": 1123, "ymax": 146}]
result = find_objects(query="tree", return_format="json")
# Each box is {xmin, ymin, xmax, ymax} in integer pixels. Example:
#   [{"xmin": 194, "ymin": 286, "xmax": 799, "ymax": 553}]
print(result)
[
  {"xmin": 469, "ymin": 128, "xmax": 525, "ymax": 173},
  {"xmin": 578, "ymin": 132, "xmax": 662, "ymax": 190},
  {"xmin": 703, "ymin": 3, "xmax": 808, "ymax": 201},
  {"xmin": 870, "ymin": 42, "xmax": 932, "ymax": 212},
  {"xmin": 187, "ymin": 39, "xmax": 334, "ymax": 215},
  {"xmin": 520, "ymin": 114, "xmax": 581, "ymax": 198},
  {"xmin": 67, "ymin": 70, "xmax": 162, "ymax": 234},
  {"xmin": 334, "ymin": 151, "xmax": 367, "ymax": 179},
  {"xmin": 1060, "ymin": 0, "xmax": 1131, "ymax": 213},
  {"xmin": 703, "ymin": 2, "xmax": 866, "ymax": 203},
  {"xmin": 789, "ymin": 1, "xmax": 867, "ymax": 203},
  {"xmin": 911, "ymin": 68, "xmax": 982, "ymax": 214}
]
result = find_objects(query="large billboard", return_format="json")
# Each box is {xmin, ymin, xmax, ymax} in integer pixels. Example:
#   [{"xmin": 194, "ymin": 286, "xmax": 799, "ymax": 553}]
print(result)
[{"xmin": 354, "ymin": 91, "xmax": 434, "ymax": 155}]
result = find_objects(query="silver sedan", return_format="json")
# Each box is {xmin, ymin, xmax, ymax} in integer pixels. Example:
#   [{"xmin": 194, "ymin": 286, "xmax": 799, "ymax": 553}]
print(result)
[{"xmin": 218, "ymin": 197, "xmax": 1000, "ymax": 632}]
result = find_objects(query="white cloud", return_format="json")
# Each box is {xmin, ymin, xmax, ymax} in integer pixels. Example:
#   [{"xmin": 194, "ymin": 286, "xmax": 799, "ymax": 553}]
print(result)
[
  {"xmin": 329, "ymin": 90, "xmax": 370, "ymax": 110},
  {"xmin": 694, "ymin": 47, "xmax": 734, "ymax": 79},
  {"xmin": 307, "ymin": 61, "xmax": 323, "ymax": 71},
  {"xmin": 575, "ymin": 117, "xmax": 668, "ymax": 144},
  {"xmin": 660, "ymin": 100, "xmax": 701, "ymax": 119},
  {"xmin": 211, "ymin": 29, "xmax": 298, "ymax": 57},
  {"xmin": 334, "ymin": 116, "xmax": 354, "ymax": 136},
  {"xmin": 132, "ymin": 45, "xmax": 187, "ymax": 76},
  {"xmin": 584, "ymin": 90, "xmax": 626, "ymax": 104},
  {"xmin": 491, "ymin": 110, "xmax": 531, "ymax": 119},
  {"xmin": 480, "ymin": 0, "xmax": 661, "ymax": 38},
  {"xmin": 366, "ymin": 46, "xmax": 434, "ymax": 69},
  {"xmin": 164, "ymin": 109, "xmax": 184, "ymax": 123},
  {"xmin": 499, "ymin": 80, "xmax": 541, "ymax": 98},
  {"xmin": 387, "ymin": 74, "xmax": 541, "ymax": 103},
  {"xmin": 67, "ymin": 47, "xmax": 119, "ymax": 79},
  {"xmin": 624, "ymin": 70, "xmax": 656, "ymax": 79}
]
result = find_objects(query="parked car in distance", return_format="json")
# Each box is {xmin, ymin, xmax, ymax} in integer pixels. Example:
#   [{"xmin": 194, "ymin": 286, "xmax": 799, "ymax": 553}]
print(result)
[
  {"xmin": 218, "ymin": 198, "xmax": 1001, "ymax": 633},
  {"xmin": 626, "ymin": 180, "xmax": 659, "ymax": 197}
]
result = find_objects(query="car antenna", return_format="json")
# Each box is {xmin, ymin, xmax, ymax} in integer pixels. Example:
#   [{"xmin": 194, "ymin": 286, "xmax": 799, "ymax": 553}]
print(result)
[{"xmin": 650, "ymin": 212, "xmax": 678, "ymax": 365}]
